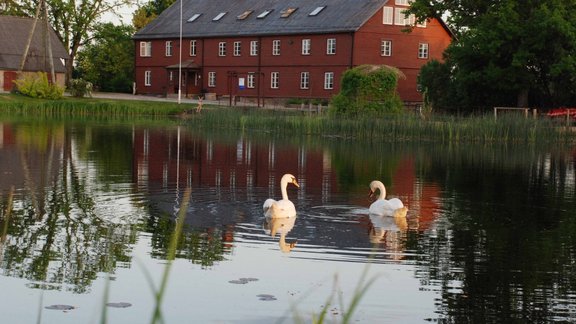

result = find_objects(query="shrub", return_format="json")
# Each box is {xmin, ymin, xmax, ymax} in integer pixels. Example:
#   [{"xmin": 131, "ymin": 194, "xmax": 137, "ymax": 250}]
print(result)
[
  {"xmin": 330, "ymin": 65, "xmax": 404, "ymax": 116},
  {"xmin": 68, "ymin": 79, "xmax": 93, "ymax": 98},
  {"xmin": 13, "ymin": 72, "xmax": 64, "ymax": 99}
]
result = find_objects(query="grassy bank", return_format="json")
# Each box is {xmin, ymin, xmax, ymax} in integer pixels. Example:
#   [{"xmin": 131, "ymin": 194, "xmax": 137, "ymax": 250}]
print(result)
[{"xmin": 1, "ymin": 93, "xmax": 573, "ymax": 144}]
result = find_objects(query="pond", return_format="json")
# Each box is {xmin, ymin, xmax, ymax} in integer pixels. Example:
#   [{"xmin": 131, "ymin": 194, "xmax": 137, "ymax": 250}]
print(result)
[{"xmin": 0, "ymin": 119, "xmax": 575, "ymax": 323}]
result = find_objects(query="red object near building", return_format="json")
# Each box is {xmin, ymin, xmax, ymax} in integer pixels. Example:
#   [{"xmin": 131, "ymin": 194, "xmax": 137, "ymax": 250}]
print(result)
[
  {"xmin": 133, "ymin": 0, "xmax": 453, "ymax": 104},
  {"xmin": 547, "ymin": 108, "xmax": 576, "ymax": 118}
]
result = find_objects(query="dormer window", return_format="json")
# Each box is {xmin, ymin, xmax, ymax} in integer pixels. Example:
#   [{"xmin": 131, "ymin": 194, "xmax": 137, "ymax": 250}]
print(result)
[
  {"xmin": 257, "ymin": 10, "xmax": 273, "ymax": 19},
  {"xmin": 309, "ymin": 6, "xmax": 326, "ymax": 16},
  {"xmin": 281, "ymin": 8, "xmax": 298, "ymax": 18},
  {"xmin": 213, "ymin": 12, "xmax": 227, "ymax": 21},
  {"xmin": 187, "ymin": 13, "xmax": 201, "ymax": 22},
  {"xmin": 237, "ymin": 10, "xmax": 253, "ymax": 20}
]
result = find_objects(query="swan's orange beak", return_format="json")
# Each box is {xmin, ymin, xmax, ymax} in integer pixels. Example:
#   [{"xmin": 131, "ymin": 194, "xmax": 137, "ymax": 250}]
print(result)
[{"xmin": 292, "ymin": 178, "xmax": 300, "ymax": 188}]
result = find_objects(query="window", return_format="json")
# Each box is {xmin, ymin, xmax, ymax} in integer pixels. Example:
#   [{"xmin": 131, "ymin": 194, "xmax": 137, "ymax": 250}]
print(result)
[
  {"xmin": 418, "ymin": 43, "xmax": 429, "ymax": 59},
  {"xmin": 140, "ymin": 41, "xmax": 151, "ymax": 57},
  {"xmin": 326, "ymin": 38, "xmax": 336, "ymax": 55},
  {"xmin": 257, "ymin": 10, "xmax": 273, "ymax": 19},
  {"xmin": 281, "ymin": 8, "xmax": 298, "ymax": 18},
  {"xmin": 250, "ymin": 40, "xmax": 258, "ymax": 56},
  {"xmin": 190, "ymin": 40, "xmax": 197, "ymax": 56},
  {"xmin": 213, "ymin": 12, "xmax": 227, "ymax": 21},
  {"xmin": 187, "ymin": 13, "xmax": 201, "ymax": 22},
  {"xmin": 208, "ymin": 72, "xmax": 216, "ymax": 87},
  {"xmin": 383, "ymin": 6, "xmax": 393, "ymax": 24},
  {"xmin": 417, "ymin": 19, "xmax": 427, "ymax": 28},
  {"xmin": 302, "ymin": 39, "xmax": 311, "ymax": 55},
  {"xmin": 324, "ymin": 72, "xmax": 334, "ymax": 90},
  {"xmin": 271, "ymin": 72, "xmax": 279, "ymax": 89},
  {"xmin": 247, "ymin": 73, "xmax": 255, "ymax": 88},
  {"xmin": 144, "ymin": 70, "xmax": 151, "ymax": 86},
  {"xmin": 395, "ymin": 0, "xmax": 412, "ymax": 5},
  {"xmin": 381, "ymin": 40, "xmax": 392, "ymax": 56},
  {"xmin": 395, "ymin": 8, "xmax": 416, "ymax": 26},
  {"xmin": 309, "ymin": 6, "xmax": 326, "ymax": 16},
  {"xmin": 237, "ymin": 10, "xmax": 253, "ymax": 20},
  {"xmin": 165, "ymin": 41, "xmax": 173, "ymax": 56},
  {"xmin": 219, "ymin": 42, "xmax": 226, "ymax": 56},
  {"xmin": 234, "ymin": 41, "xmax": 241, "ymax": 56},
  {"xmin": 272, "ymin": 40, "xmax": 280, "ymax": 55},
  {"xmin": 300, "ymin": 72, "xmax": 309, "ymax": 89}
]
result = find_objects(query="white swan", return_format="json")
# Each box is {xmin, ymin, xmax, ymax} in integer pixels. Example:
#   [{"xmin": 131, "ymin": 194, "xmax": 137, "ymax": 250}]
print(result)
[
  {"xmin": 263, "ymin": 174, "xmax": 300, "ymax": 218},
  {"xmin": 368, "ymin": 180, "xmax": 408, "ymax": 217}
]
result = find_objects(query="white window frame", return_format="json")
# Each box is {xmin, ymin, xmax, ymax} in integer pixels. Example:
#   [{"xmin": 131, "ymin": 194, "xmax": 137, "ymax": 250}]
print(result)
[
  {"xmin": 418, "ymin": 43, "xmax": 429, "ymax": 59},
  {"xmin": 381, "ymin": 40, "xmax": 392, "ymax": 56},
  {"xmin": 140, "ymin": 41, "xmax": 151, "ymax": 57},
  {"xmin": 247, "ymin": 73, "xmax": 255, "ymax": 88},
  {"xmin": 324, "ymin": 72, "xmax": 334, "ymax": 90},
  {"xmin": 250, "ymin": 40, "xmax": 258, "ymax": 56},
  {"xmin": 395, "ymin": 0, "xmax": 412, "ymax": 5},
  {"xmin": 233, "ymin": 41, "xmax": 241, "ymax": 56},
  {"xmin": 270, "ymin": 72, "xmax": 279, "ymax": 89},
  {"xmin": 144, "ymin": 70, "xmax": 151, "ymax": 86},
  {"xmin": 327, "ymin": 38, "xmax": 336, "ymax": 55},
  {"xmin": 272, "ymin": 40, "xmax": 280, "ymax": 55},
  {"xmin": 165, "ymin": 41, "xmax": 173, "ymax": 56},
  {"xmin": 190, "ymin": 40, "xmax": 197, "ymax": 56},
  {"xmin": 417, "ymin": 19, "xmax": 427, "ymax": 28},
  {"xmin": 300, "ymin": 72, "xmax": 309, "ymax": 89},
  {"xmin": 208, "ymin": 72, "xmax": 216, "ymax": 87},
  {"xmin": 213, "ymin": 12, "xmax": 227, "ymax": 21},
  {"xmin": 394, "ymin": 8, "xmax": 416, "ymax": 26},
  {"xmin": 383, "ymin": 6, "xmax": 393, "ymax": 25},
  {"xmin": 218, "ymin": 42, "xmax": 226, "ymax": 56},
  {"xmin": 302, "ymin": 39, "xmax": 311, "ymax": 55}
]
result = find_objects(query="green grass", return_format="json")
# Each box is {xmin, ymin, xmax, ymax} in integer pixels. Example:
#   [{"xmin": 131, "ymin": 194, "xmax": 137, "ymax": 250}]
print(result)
[{"xmin": 1, "ymin": 93, "xmax": 573, "ymax": 145}]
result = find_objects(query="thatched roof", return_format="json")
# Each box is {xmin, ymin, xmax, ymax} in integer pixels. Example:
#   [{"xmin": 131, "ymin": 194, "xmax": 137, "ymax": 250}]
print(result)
[{"xmin": 0, "ymin": 15, "xmax": 69, "ymax": 73}]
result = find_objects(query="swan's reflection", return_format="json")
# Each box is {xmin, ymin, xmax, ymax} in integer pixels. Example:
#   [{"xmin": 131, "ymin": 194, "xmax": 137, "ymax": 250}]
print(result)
[
  {"xmin": 368, "ymin": 213, "xmax": 408, "ymax": 258},
  {"xmin": 263, "ymin": 215, "xmax": 297, "ymax": 253}
]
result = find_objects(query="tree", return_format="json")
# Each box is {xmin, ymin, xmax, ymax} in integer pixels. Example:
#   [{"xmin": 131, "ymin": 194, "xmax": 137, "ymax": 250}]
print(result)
[
  {"xmin": 76, "ymin": 23, "xmax": 134, "ymax": 93},
  {"xmin": 4, "ymin": 0, "xmax": 136, "ymax": 85},
  {"xmin": 408, "ymin": 0, "xmax": 576, "ymax": 111},
  {"xmin": 132, "ymin": 0, "xmax": 175, "ymax": 30}
]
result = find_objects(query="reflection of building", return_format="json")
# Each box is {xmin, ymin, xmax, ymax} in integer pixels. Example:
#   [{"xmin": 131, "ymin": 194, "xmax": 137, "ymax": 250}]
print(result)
[{"xmin": 131, "ymin": 129, "xmax": 339, "ymax": 196}]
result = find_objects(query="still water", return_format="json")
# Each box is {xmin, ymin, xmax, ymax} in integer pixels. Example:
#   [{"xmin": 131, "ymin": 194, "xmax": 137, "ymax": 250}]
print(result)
[{"xmin": 0, "ymin": 120, "xmax": 575, "ymax": 323}]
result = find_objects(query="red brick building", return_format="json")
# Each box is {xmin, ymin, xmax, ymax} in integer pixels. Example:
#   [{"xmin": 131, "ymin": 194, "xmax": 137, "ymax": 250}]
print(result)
[{"xmin": 133, "ymin": 0, "xmax": 452, "ymax": 104}]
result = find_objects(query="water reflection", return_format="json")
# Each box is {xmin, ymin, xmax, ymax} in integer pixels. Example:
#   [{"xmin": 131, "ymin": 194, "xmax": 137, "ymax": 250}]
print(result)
[
  {"xmin": 262, "ymin": 216, "xmax": 297, "ymax": 253},
  {"xmin": 0, "ymin": 120, "xmax": 575, "ymax": 322}
]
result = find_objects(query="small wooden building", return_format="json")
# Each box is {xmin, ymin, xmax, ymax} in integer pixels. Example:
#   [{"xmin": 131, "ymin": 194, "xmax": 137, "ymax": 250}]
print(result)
[
  {"xmin": 133, "ymin": 0, "xmax": 453, "ymax": 103},
  {"xmin": 0, "ymin": 15, "xmax": 69, "ymax": 92}
]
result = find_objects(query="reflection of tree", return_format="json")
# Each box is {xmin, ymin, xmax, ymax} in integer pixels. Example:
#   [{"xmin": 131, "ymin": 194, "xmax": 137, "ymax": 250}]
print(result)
[
  {"xmin": 416, "ymin": 145, "xmax": 576, "ymax": 322},
  {"xmin": 146, "ymin": 213, "xmax": 229, "ymax": 268},
  {"xmin": 0, "ymin": 123, "xmax": 139, "ymax": 293}
]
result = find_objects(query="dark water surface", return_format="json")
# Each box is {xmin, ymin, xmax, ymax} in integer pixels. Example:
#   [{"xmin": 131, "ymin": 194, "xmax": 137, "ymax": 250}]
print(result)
[{"xmin": 0, "ymin": 120, "xmax": 575, "ymax": 323}]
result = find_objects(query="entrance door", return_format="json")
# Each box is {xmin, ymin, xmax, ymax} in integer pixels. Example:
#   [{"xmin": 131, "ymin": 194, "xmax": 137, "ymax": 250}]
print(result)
[
  {"xmin": 3, "ymin": 71, "xmax": 17, "ymax": 91},
  {"xmin": 186, "ymin": 72, "xmax": 202, "ymax": 97}
]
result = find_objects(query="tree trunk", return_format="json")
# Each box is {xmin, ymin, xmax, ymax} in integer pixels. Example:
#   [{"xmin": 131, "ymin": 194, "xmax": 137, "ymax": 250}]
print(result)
[{"xmin": 517, "ymin": 88, "xmax": 529, "ymax": 108}]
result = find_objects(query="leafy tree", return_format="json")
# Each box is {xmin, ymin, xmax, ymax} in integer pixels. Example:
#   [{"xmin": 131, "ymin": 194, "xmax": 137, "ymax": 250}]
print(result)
[
  {"xmin": 3, "ymin": 0, "xmax": 136, "ymax": 85},
  {"xmin": 408, "ymin": 0, "xmax": 576, "ymax": 111},
  {"xmin": 132, "ymin": 0, "xmax": 175, "ymax": 30},
  {"xmin": 76, "ymin": 23, "xmax": 134, "ymax": 93}
]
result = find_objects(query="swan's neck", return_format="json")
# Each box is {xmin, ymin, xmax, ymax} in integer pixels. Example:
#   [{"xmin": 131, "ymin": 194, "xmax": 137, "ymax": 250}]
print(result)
[
  {"xmin": 281, "ymin": 179, "xmax": 289, "ymax": 200},
  {"xmin": 377, "ymin": 183, "xmax": 386, "ymax": 200}
]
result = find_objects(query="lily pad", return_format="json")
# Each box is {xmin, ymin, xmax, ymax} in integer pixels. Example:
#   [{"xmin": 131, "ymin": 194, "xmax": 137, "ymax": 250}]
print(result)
[
  {"xmin": 45, "ymin": 304, "xmax": 75, "ymax": 311},
  {"xmin": 106, "ymin": 302, "xmax": 132, "ymax": 308},
  {"xmin": 257, "ymin": 294, "xmax": 277, "ymax": 301}
]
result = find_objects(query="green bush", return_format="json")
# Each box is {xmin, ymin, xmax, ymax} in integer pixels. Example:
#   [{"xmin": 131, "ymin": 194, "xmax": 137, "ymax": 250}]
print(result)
[
  {"xmin": 13, "ymin": 72, "xmax": 64, "ymax": 99},
  {"xmin": 68, "ymin": 78, "xmax": 93, "ymax": 98},
  {"xmin": 330, "ymin": 65, "xmax": 404, "ymax": 116}
]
